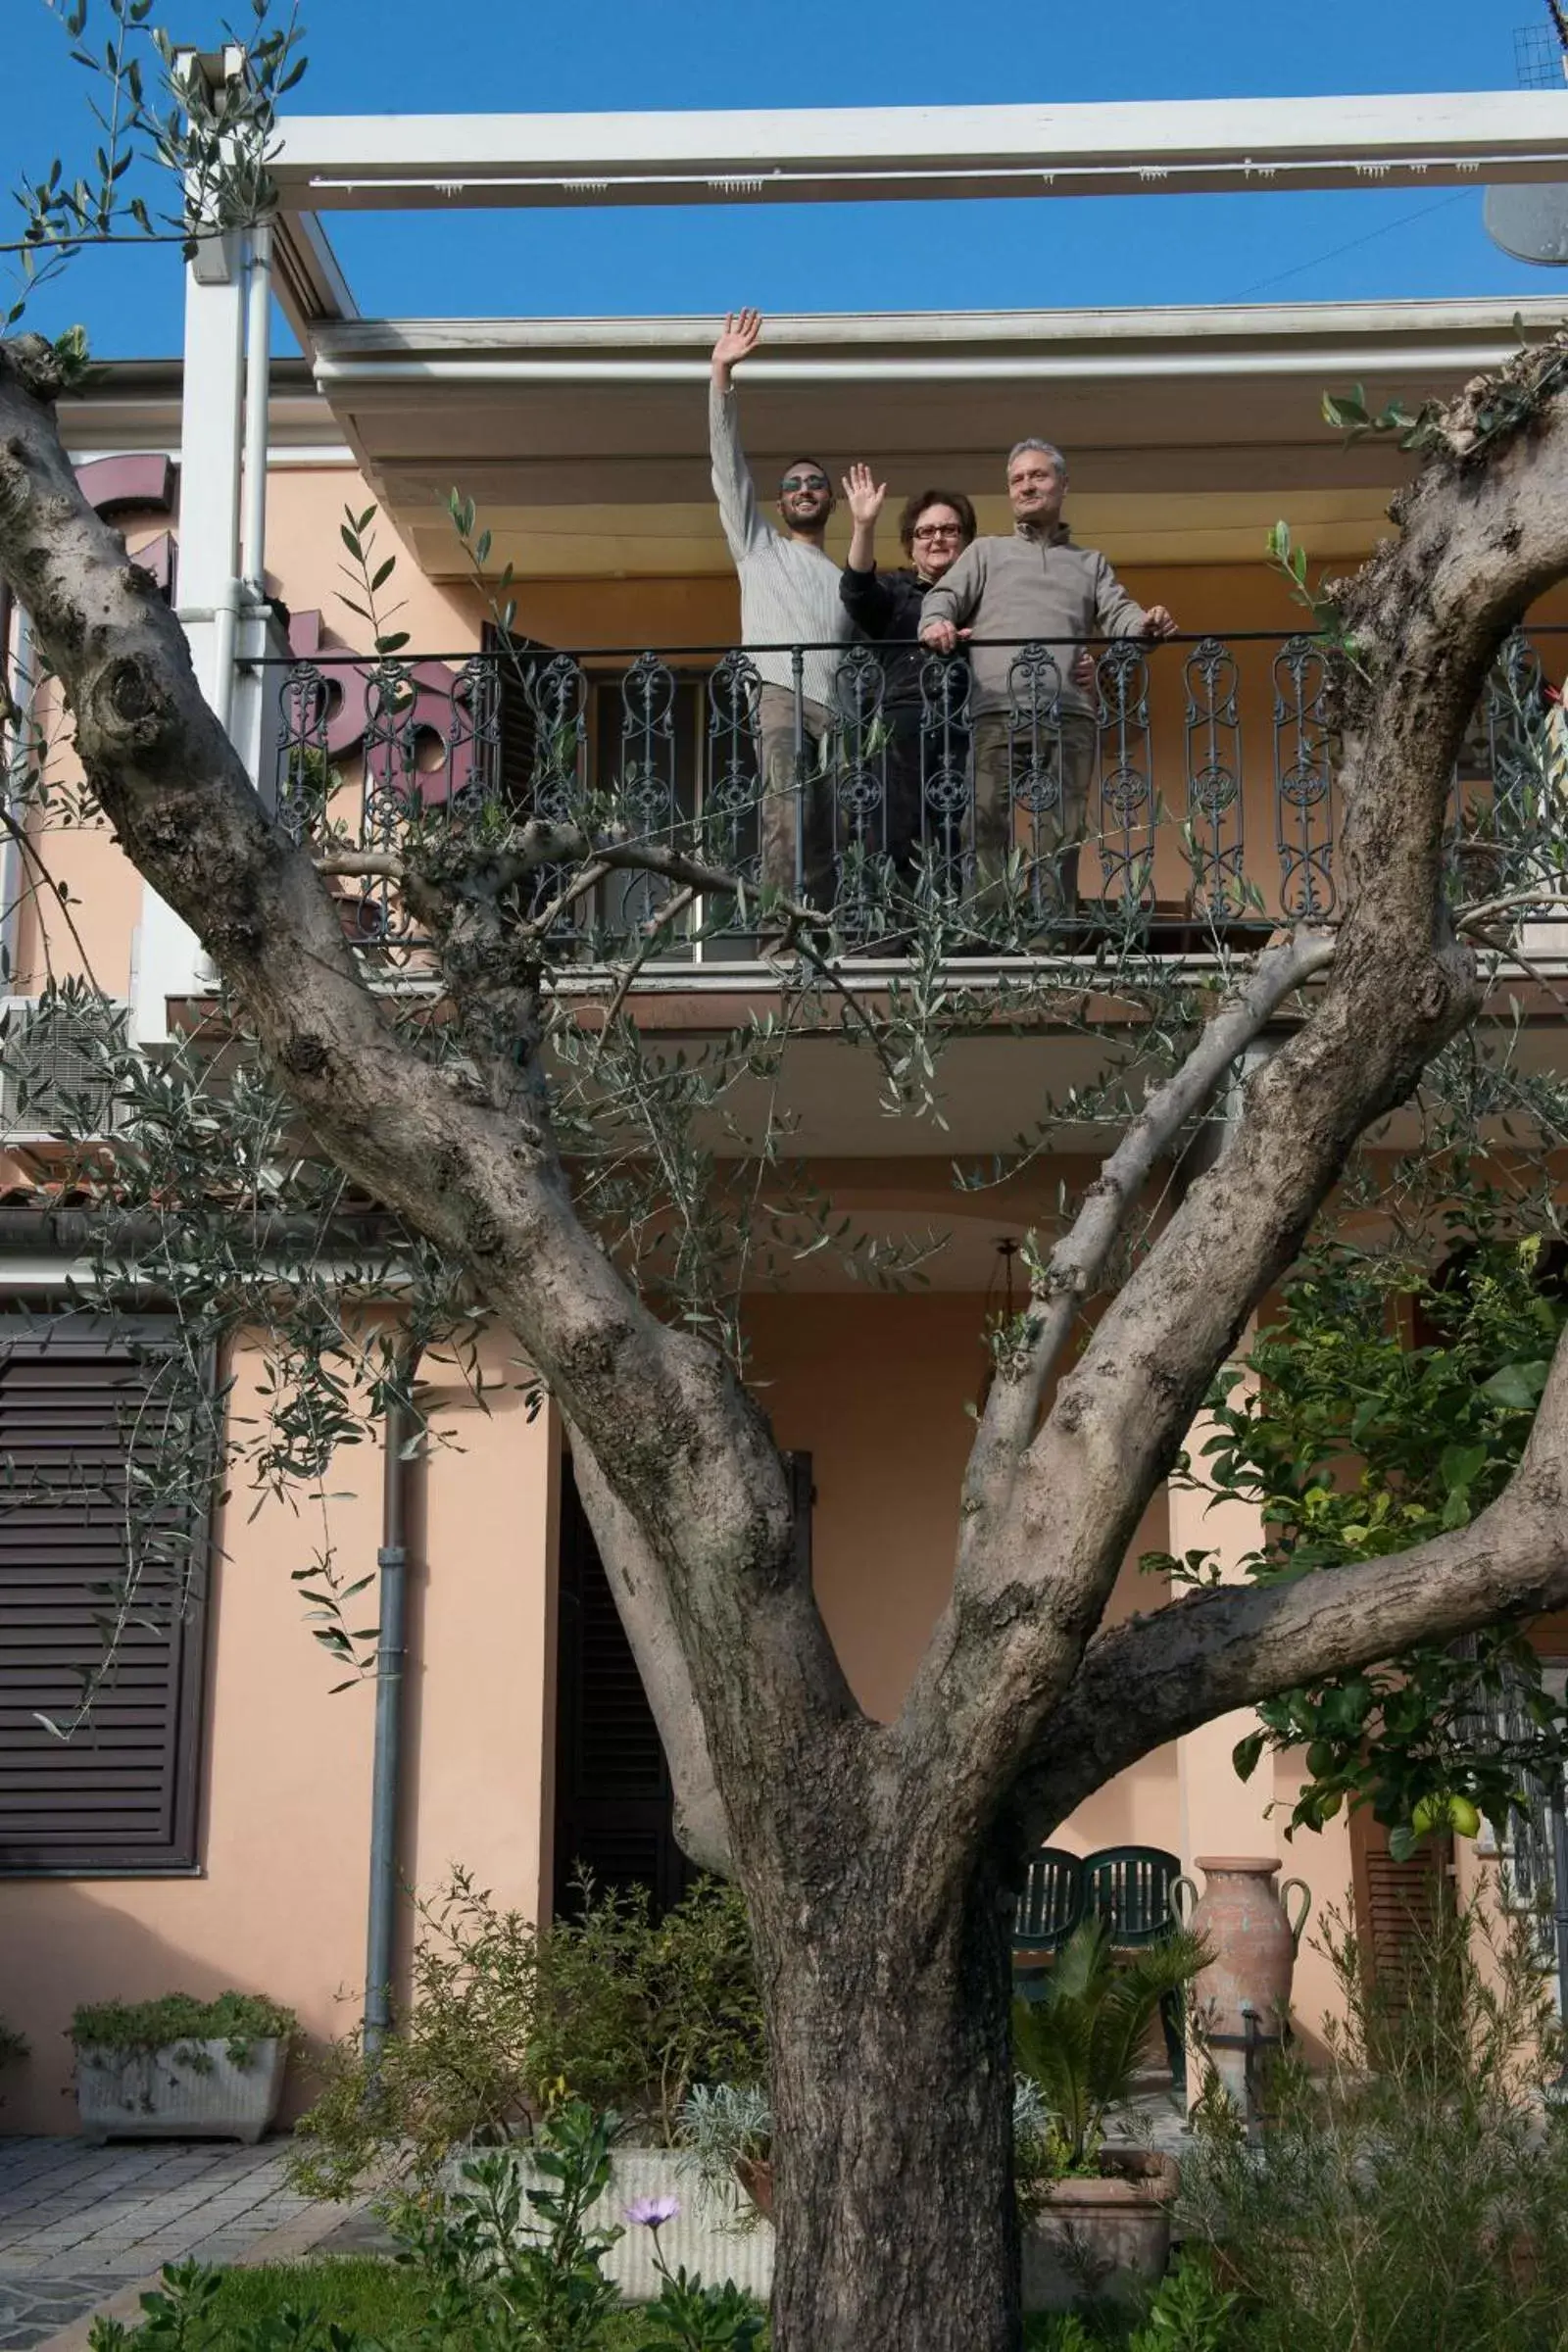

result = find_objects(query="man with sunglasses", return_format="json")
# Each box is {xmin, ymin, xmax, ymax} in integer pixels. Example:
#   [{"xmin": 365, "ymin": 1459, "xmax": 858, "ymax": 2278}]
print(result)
[{"xmin": 710, "ymin": 310, "xmax": 851, "ymax": 920}]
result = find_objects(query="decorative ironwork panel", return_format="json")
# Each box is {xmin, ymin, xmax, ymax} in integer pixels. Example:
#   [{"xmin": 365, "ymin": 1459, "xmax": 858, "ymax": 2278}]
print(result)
[
  {"xmin": 609, "ymin": 653, "xmax": 680, "ymax": 938},
  {"xmin": 518, "ymin": 655, "xmax": 589, "ymax": 940},
  {"xmin": 445, "ymin": 655, "xmax": 502, "ymax": 820},
  {"xmin": 527, "ymin": 655, "xmax": 589, "ymax": 823},
  {"xmin": 831, "ymin": 645, "xmax": 893, "ymax": 943},
  {"xmin": 1094, "ymin": 641, "xmax": 1154, "ymax": 926},
  {"xmin": 700, "ymin": 652, "xmax": 762, "ymax": 892},
  {"xmin": 917, "ymin": 653, "xmax": 972, "ymax": 895},
  {"xmin": 276, "ymin": 662, "xmax": 331, "ymax": 848},
  {"xmin": 998, "ymin": 645, "xmax": 1067, "ymax": 927},
  {"xmin": 1273, "ymin": 637, "xmax": 1336, "ymax": 919},
  {"xmin": 1183, "ymin": 637, "xmax": 1245, "ymax": 918},
  {"xmin": 354, "ymin": 659, "xmax": 436, "ymax": 950},
  {"xmin": 261, "ymin": 629, "xmax": 1568, "ymax": 976}
]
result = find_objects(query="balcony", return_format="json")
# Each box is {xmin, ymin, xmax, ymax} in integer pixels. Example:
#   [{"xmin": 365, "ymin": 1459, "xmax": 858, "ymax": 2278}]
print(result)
[{"xmin": 260, "ymin": 630, "xmax": 1568, "ymax": 973}]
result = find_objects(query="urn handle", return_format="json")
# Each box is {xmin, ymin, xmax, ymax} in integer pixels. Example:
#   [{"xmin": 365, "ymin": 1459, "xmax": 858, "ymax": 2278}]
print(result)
[
  {"xmin": 1280, "ymin": 1876, "xmax": 1311, "ymax": 1948},
  {"xmin": 1170, "ymin": 1873, "xmax": 1200, "ymax": 1929}
]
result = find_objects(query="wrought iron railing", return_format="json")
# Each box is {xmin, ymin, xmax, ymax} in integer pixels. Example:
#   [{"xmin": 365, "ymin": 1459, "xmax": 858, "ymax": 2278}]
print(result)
[{"xmin": 261, "ymin": 631, "xmax": 1568, "ymax": 964}]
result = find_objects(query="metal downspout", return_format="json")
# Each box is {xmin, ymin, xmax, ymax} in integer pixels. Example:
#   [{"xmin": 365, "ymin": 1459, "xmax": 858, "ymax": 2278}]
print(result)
[
  {"xmin": 364, "ymin": 1351, "xmax": 421, "ymax": 2062},
  {"xmin": 239, "ymin": 220, "xmax": 272, "ymax": 598}
]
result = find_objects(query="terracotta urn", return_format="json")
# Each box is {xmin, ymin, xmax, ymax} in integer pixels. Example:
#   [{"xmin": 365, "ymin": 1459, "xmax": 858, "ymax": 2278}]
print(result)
[{"xmin": 1179, "ymin": 1856, "xmax": 1309, "ymax": 2047}]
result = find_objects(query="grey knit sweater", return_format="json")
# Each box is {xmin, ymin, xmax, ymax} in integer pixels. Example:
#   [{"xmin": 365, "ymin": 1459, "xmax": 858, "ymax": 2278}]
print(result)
[{"xmin": 918, "ymin": 522, "xmax": 1148, "ymax": 714}]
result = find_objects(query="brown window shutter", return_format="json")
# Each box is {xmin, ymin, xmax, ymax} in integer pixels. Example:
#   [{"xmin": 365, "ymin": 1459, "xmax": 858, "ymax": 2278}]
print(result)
[
  {"xmin": 553, "ymin": 1461, "xmax": 693, "ymax": 1920},
  {"xmin": 1349, "ymin": 1804, "xmax": 1451, "ymax": 2003},
  {"xmin": 0, "ymin": 1317, "xmax": 216, "ymax": 1876},
  {"xmin": 481, "ymin": 624, "xmax": 556, "ymax": 813}
]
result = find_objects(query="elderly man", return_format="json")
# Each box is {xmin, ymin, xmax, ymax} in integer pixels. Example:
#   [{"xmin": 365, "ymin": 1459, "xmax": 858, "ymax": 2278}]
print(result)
[
  {"xmin": 710, "ymin": 309, "xmax": 851, "ymax": 915},
  {"xmin": 919, "ymin": 438, "xmax": 1176, "ymax": 926}
]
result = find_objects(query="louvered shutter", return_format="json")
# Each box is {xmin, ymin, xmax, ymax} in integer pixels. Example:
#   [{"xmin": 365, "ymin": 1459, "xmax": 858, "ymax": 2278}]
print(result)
[
  {"xmin": 1349, "ymin": 1804, "xmax": 1451, "ymax": 2004},
  {"xmin": 481, "ymin": 624, "xmax": 554, "ymax": 813},
  {"xmin": 553, "ymin": 1461, "xmax": 690, "ymax": 1918},
  {"xmin": 553, "ymin": 1454, "xmax": 814, "ymax": 1919},
  {"xmin": 0, "ymin": 1317, "xmax": 215, "ymax": 1875}
]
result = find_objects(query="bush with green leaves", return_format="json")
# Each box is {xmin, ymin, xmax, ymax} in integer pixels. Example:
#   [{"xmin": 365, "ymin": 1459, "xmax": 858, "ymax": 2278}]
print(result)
[
  {"xmin": 1025, "ymin": 2257, "xmax": 1236, "ymax": 2352},
  {"xmin": 1178, "ymin": 1886, "xmax": 1568, "ymax": 2352},
  {"xmin": 72, "ymin": 1992, "xmax": 294, "ymax": 2069},
  {"xmin": 1146, "ymin": 1217, "xmax": 1568, "ymax": 1842},
  {"xmin": 528, "ymin": 1878, "xmax": 763, "ymax": 2145},
  {"xmin": 292, "ymin": 1871, "xmax": 764, "ymax": 2201}
]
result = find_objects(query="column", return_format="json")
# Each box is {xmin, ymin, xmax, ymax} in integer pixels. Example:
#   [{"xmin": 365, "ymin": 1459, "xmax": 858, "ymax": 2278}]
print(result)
[{"xmin": 132, "ymin": 232, "xmax": 243, "ymax": 1047}]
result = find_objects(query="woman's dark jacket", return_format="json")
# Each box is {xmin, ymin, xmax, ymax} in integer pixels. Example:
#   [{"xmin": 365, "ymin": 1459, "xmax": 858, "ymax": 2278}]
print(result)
[{"xmin": 838, "ymin": 563, "xmax": 933, "ymax": 710}]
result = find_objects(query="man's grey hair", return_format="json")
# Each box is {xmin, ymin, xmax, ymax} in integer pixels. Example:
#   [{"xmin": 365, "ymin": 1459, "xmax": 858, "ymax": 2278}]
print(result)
[{"xmin": 1007, "ymin": 437, "xmax": 1068, "ymax": 482}]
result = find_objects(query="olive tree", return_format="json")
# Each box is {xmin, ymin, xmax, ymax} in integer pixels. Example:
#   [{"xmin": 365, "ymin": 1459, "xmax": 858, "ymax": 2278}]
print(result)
[{"xmin": 9, "ymin": 17, "xmax": 1568, "ymax": 2345}]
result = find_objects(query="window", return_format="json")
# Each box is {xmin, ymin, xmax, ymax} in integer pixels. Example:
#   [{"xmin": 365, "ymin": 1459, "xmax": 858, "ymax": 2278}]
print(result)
[{"xmin": 0, "ymin": 1316, "xmax": 216, "ymax": 1875}]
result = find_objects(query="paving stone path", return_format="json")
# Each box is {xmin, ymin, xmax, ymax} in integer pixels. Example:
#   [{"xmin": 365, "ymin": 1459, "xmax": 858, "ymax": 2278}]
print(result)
[{"xmin": 0, "ymin": 2138, "xmax": 322, "ymax": 2349}]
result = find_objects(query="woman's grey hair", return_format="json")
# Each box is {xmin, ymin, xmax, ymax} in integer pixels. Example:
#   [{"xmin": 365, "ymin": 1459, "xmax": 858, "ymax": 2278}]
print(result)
[{"xmin": 1007, "ymin": 437, "xmax": 1068, "ymax": 482}]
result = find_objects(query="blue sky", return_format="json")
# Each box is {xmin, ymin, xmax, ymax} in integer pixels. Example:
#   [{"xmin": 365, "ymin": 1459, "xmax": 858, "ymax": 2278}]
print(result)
[{"xmin": 6, "ymin": 0, "xmax": 1567, "ymax": 354}]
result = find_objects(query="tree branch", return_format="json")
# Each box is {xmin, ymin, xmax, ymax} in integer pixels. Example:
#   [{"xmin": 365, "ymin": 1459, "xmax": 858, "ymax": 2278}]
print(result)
[
  {"xmin": 898, "ymin": 329, "xmax": 1568, "ymax": 1838},
  {"xmin": 970, "ymin": 926, "xmax": 1336, "ymax": 1473},
  {"xmin": 1018, "ymin": 1314, "xmax": 1568, "ymax": 1836}
]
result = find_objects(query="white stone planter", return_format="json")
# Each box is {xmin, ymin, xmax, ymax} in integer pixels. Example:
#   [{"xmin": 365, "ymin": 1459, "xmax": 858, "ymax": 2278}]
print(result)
[
  {"xmin": 75, "ymin": 2036, "xmax": 286, "ymax": 2144},
  {"xmin": 462, "ymin": 2145, "xmax": 773, "ymax": 2303}
]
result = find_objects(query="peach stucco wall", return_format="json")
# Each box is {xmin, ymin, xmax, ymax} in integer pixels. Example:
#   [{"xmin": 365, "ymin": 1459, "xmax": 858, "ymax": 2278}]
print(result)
[
  {"xmin": 0, "ymin": 1334, "xmax": 559, "ymax": 2133},
  {"xmin": 743, "ymin": 1288, "xmax": 1179, "ymax": 1849}
]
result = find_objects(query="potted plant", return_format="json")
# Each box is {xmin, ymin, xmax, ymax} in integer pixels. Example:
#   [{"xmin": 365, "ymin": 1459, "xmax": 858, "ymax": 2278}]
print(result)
[
  {"xmin": 1013, "ymin": 1916, "xmax": 1206, "ymax": 2311},
  {"xmin": 72, "ymin": 1991, "xmax": 296, "ymax": 2144},
  {"xmin": 676, "ymin": 2082, "xmax": 774, "ymax": 2225}
]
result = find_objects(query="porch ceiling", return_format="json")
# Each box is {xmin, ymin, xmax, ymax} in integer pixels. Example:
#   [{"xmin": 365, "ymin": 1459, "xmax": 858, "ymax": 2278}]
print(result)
[{"xmin": 317, "ymin": 299, "xmax": 1567, "ymax": 581}]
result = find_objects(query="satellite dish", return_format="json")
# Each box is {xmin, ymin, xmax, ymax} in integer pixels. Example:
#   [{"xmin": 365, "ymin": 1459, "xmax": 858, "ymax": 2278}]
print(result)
[{"xmin": 1485, "ymin": 182, "xmax": 1568, "ymax": 265}]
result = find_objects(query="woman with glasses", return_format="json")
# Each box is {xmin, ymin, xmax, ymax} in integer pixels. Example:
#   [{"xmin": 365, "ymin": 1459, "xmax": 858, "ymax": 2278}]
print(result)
[{"xmin": 839, "ymin": 469, "xmax": 977, "ymax": 889}]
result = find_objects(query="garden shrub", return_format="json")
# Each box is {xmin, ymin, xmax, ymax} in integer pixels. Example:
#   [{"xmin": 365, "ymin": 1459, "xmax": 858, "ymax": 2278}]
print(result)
[
  {"xmin": 71, "ymin": 1991, "xmax": 294, "ymax": 2067},
  {"xmin": 95, "ymin": 2101, "xmax": 763, "ymax": 2352},
  {"xmin": 1179, "ymin": 1885, "xmax": 1568, "ymax": 2352},
  {"xmin": 291, "ymin": 1869, "xmax": 763, "ymax": 2199}
]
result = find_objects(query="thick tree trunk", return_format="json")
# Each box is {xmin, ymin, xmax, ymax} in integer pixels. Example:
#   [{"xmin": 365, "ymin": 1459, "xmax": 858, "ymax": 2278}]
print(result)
[{"xmin": 757, "ymin": 1838, "xmax": 1021, "ymax": 2352}]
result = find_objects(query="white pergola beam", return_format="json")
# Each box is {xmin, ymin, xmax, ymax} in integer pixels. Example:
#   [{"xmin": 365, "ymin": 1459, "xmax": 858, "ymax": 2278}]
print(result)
[{"xmin": 270, "ymin": 91, "xmax": 1568, "ymax": 213}]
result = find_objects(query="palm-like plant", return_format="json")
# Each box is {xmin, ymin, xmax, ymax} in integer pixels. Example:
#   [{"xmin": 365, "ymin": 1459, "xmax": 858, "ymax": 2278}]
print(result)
[{"xmin": 1012, "ymin": 1917, "xmax": 1208, "ymax": 2172}]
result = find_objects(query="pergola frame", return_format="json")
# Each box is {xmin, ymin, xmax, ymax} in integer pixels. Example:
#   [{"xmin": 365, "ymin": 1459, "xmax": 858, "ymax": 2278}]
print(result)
[{"xmin": 266, "ymin": 90, "xmax": 1568, "ymax": 332}]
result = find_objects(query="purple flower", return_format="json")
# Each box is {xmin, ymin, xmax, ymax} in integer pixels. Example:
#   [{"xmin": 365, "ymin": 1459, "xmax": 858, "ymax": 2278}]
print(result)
[{"xmin": 625, "ymin": 2194, "xmax": 680, "ymax": 2229}]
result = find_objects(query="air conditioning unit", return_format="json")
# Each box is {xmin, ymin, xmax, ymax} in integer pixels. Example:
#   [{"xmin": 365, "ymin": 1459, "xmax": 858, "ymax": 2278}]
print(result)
[{"xmin": 0, "ymin": 996, "xmax": 130, "ymax": 1163}]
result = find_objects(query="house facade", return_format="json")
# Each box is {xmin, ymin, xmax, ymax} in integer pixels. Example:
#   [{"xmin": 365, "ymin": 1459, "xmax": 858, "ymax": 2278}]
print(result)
[{"xmin": 2, "ymin": 89, "xmax": 1567, "ymax": 2132}]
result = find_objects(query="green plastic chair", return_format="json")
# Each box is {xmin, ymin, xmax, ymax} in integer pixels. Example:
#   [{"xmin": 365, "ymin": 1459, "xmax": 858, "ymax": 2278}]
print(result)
[
  {"xmin": 1082, "ymin": 1844, "xmax": 1187, "ymax": 2086},
  {"xmin": 1011, "ymin": 1847, "xmax": 1084, "ymax": 2004},
  {"xmin": 1084, "ymin": 1845, "xmax": 1183, "ymax": 1944}
]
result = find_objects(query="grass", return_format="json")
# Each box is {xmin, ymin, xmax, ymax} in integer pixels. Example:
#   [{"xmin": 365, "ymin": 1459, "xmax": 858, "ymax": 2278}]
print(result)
[
  {"xmin": 180, "ymin": 2261, "xmax": 1134, "ymax": 2347},
  {"xmin": 204, "ymin": 2261, "xmax": 427, "ymax": 2338}
]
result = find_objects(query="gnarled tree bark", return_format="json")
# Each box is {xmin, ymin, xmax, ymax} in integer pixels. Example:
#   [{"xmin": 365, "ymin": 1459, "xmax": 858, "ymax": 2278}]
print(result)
[{"xmin": 9, "ymin": 320, "xmax": 1568, "ymax": 2348}]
